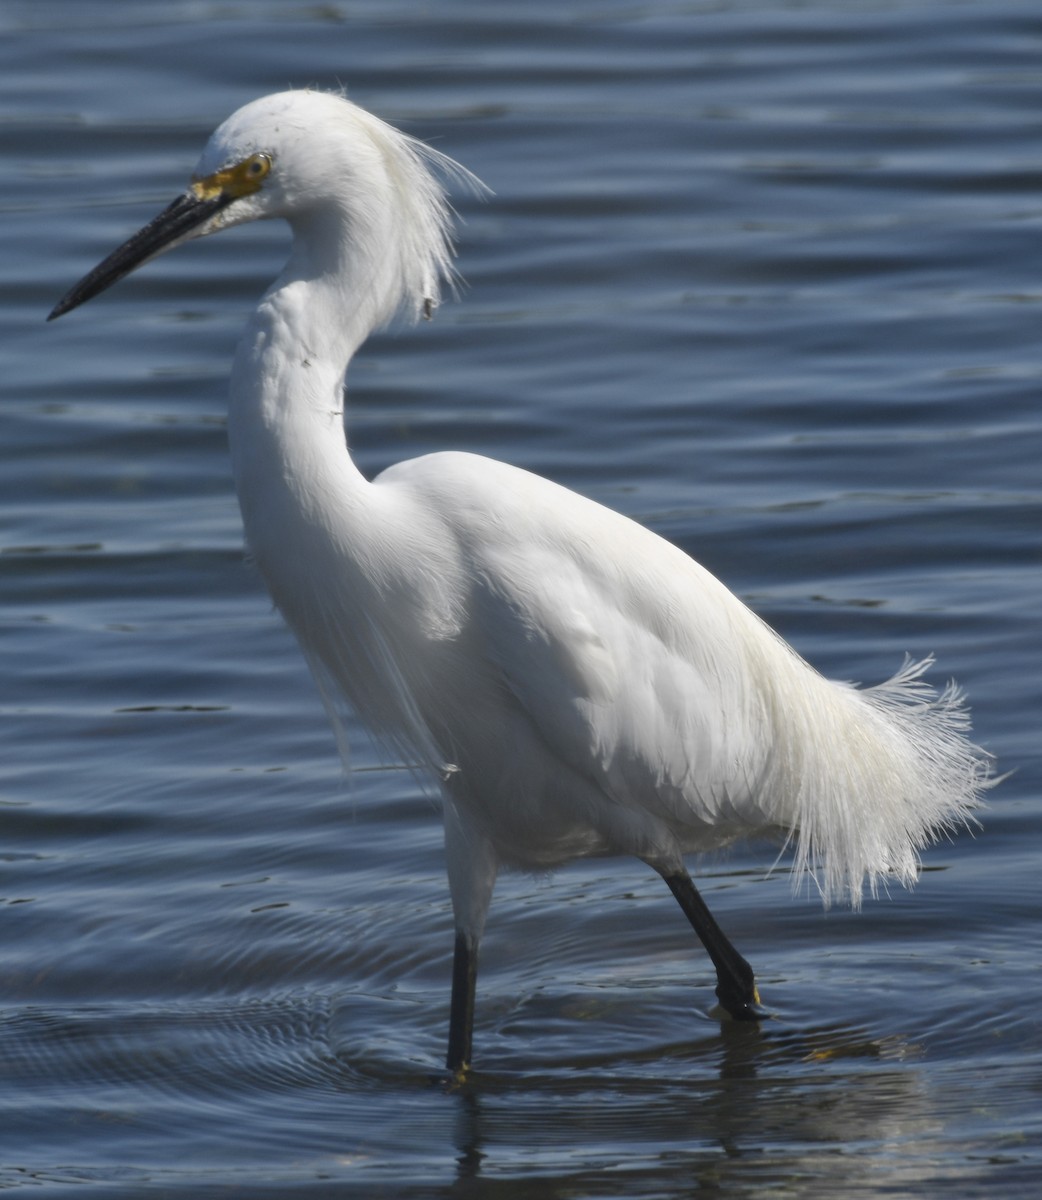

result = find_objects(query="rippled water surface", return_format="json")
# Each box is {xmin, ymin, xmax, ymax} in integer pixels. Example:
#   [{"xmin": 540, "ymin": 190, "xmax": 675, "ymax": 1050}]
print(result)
[{"xmin": 2, "ymin": 1, "xmax": 1041, "ymax": 1196}]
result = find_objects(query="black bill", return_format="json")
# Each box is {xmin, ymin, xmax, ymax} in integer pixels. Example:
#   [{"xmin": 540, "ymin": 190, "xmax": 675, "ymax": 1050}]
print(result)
[{"xmin": 48, "ymin": 189, "xmax": 235, "ymax": 321}]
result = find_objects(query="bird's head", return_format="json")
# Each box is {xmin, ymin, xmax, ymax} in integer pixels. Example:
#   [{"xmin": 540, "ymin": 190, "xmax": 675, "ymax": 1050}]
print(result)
[{"xmin": 49, "ymin": 89, "xmax": 479, "ymax": 324}]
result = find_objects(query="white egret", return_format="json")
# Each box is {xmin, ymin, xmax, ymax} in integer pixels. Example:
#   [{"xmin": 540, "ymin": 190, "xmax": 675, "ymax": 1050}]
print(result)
[{"xmin": 49, "ymin": 90, "xmax": 992, "ymax": 1078}]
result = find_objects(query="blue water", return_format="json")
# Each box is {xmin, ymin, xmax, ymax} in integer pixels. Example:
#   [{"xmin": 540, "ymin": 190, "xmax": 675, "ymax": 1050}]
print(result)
[{"xmin": 2, "ymin": 1, "xmax": 1040, "ymax": 1195}]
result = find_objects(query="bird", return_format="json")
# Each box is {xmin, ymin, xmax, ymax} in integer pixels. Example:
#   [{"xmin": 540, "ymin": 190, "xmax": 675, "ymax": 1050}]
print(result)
[{"xmin": 49, "ymin": 89, "xmax": 992, "ymax": 1079}]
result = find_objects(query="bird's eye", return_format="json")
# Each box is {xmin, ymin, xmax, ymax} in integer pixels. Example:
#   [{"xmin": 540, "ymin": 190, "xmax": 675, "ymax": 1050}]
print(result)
[{"xmin": 245, "ymin": 152, "xmax": 273, "ymax": 178}]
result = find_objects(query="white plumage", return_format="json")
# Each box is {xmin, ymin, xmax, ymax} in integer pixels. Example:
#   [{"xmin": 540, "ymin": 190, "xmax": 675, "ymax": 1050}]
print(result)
[{"xmin": 50, "ymin": 89, "xmax": 992, "ymax": 1077}]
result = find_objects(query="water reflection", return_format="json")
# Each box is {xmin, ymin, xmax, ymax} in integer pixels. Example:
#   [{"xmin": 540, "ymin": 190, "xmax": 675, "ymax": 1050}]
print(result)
[{"xmin": 441, "ymin": 1020, "xmax": 943, "ymax": 1197}]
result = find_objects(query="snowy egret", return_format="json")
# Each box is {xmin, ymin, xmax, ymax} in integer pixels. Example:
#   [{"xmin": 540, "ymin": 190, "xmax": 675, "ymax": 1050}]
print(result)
[{"xmin": 50, "ymin": 90, "xmax": 992, "ymax": 1078}]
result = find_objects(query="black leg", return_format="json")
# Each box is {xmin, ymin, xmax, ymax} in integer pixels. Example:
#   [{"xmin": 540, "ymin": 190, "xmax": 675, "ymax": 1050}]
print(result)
[
  {"xmin": 663, "ymin": 869, "xmax": 768, "ymax": 1021},
  {"xmin": 446, "ymin": 929, "xmax": 478, "ymax": 1077}
]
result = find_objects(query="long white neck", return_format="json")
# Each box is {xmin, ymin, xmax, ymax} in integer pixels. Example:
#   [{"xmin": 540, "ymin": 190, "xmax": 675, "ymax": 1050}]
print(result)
[
  {"xmin": 226, "ymin": 208, "xmax": 388, "ymax": 533},
  {"xmin": 223, "ymin": 213, "xmax": 458, "ymax": 770}
]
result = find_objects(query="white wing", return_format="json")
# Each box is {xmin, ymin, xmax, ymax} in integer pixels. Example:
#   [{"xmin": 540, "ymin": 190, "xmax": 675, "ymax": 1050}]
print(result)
[{"xmin": 382, "ymin": 451, "xmax": 780, "ymax": 836}]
